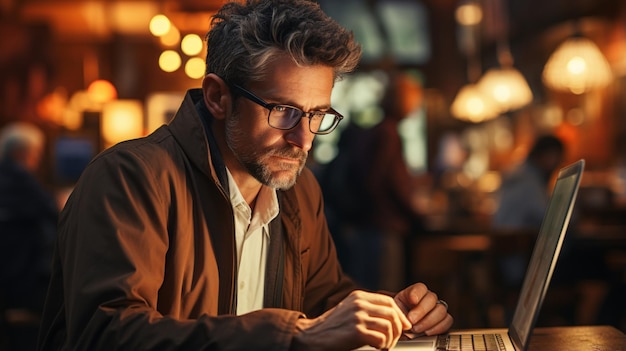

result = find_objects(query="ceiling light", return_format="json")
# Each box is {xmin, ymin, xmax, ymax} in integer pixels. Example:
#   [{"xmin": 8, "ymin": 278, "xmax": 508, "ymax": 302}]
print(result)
[
  {"xmin": 101, "ymin": 100, "xmax": 144, "ymax": 148},
  {"xmin": 160, "ymin": 25, "xmax": 180, "ymax": 47},
  {"xmin": 86, "ymin": 79, "xmax": 117, "ymax": 105},
  {"xmin": 478, "ymin": 67, "xmax": 532, "ymax": 112},
  {"xmin": 450, "ymin": 83, "xmax": 499, "ymax": 123},
  {"xmin": 149, "ymin": 14, "xmax": 171, "ymax": 37},
  {"xmin": 542, "ymin": 36, "xmax": 613, "ymax": 94},
  {"xmin": 181, "ymin": 34, "xmax": 204, "ymax": 56},
  {"xmin": 159, "ymin": 50, "xmax": 181, "ymax": 72},
  {"xmin": 455, "ymin": 2, "xmax": 483, "ymax": 26},
  {"xmin": 185, "ymin": 57, "xmax": 206, "ymax": 79}
]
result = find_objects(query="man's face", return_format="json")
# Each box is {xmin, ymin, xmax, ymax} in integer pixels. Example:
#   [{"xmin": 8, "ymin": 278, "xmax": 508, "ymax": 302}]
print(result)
[{"xmin": 225, "ymin": 56, "xmax": 335, "ymax": 189}]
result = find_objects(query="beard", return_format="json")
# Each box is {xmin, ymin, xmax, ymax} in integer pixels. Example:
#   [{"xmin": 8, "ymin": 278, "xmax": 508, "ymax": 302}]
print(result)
[{"xmin": 225, "ymin": 110, "xmax": 307, "ymax": 189}]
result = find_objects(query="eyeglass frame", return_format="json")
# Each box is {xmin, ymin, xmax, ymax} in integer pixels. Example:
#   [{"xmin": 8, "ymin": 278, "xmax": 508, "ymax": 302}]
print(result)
[{"xmin": 227, "ymin": 82, "xmax": 344, "ymax": 135}]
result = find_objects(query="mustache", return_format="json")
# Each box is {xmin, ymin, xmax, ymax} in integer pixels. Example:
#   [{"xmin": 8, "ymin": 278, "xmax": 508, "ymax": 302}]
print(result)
[{"xmin": 269, "ymin": 146, "xmax": 308, "ymax": 161}]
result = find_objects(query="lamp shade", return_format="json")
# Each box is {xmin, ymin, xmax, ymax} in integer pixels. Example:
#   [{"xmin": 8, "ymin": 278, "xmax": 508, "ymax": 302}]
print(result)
[
  {"xmin": 478, "ymin": 67, "xmax": 532, "ymax": 112},
  {"xmin": 87, "ymin": 79, "xmax": 117, "ymax": 104},
  {"xmin": 542, "ymin": 36, "xmax": 613, "ymax": 94},
  {"xmin": 101, "ymin": 100, "xmax": 144, "ymax": 147},
  {"xmin": 450, "ymin": 83, "xmax": 499, "ymax": 123}
]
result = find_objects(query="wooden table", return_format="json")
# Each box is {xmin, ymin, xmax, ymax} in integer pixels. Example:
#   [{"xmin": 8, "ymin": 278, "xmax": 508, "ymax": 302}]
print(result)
[{"xmin": 528, "ymin": 325, "xmax": 625, "ymax": 350}]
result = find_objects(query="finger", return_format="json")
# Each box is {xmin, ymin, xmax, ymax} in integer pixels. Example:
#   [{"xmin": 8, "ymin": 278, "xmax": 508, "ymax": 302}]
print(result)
[
  {"xmin": 407, "ymin": 282, "xmax": 429, "ymax": 305},
  {"xmin": 391, "ymin": 299, "xmax": 413, "ymax": 330},
  {"xmin": 395, "ymin": 283, "xmax": 428, "ymax": 312},
  {"xmin": 361, "ymin": 318, "xmax": 389, "ymax": 349},
  {"xmin": 359, "ymin": 298, "xmax": 410, "ymax": 343},
  {"xmin": 411, "ymin": 302, "xmax": 449, "ymax": 334},
  {"xmin": 425, "ymin": 313, "xmax": 454, "ymax": 336},
  {"xmin": 356, "ymin": 313, "xmax": 395, "ymax": 350},
  {"xmin": 357, "ymin": 291, "xmax": 412, "ymax": 331},
  {"xmin": 395, "ymin": 283, "xmax": 432, "ymax": 320},
  {"xmin": 364, "ymin": 315, "xmax": 406, "ymax": 350},
  {"xmin": 406, "ymin": 290, "xmax": 438, "ymax": 325}
]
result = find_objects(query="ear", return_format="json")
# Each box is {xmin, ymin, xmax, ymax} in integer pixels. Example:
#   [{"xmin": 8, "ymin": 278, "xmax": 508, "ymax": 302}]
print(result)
[{"xmin": 202, "ymin": 73, "xmax": 231, "ymax": 120}]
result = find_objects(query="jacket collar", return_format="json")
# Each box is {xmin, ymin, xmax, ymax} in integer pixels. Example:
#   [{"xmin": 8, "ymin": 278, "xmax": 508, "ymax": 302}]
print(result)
[{"xmin": 168, "ymin": 89, "xmax": 228, "ymax": 196}]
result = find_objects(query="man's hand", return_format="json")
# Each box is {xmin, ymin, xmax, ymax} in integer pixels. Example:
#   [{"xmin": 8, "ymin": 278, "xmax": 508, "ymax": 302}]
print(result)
[
  {"xmin": 394, "ymin": 282, "xmax": 453, "ymax": 336},
  {"xmin": 291, "ymin": 290, "xmax": 412, "ymax": 351}
]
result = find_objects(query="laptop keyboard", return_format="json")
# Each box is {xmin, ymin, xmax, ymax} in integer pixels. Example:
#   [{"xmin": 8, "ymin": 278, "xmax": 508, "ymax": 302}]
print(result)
[{"xmin": 436, "ymin": 333, "xmax": 506, "ymax": 351}]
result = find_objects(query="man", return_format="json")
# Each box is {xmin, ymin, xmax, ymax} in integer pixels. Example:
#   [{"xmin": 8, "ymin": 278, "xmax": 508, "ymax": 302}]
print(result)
[
  {"xmin": 38, "ymin": 1, "xmax": 453, "ymax": 350},
  {"xmin": 493, "ymin": 135, "xmax": 565, "ymax": 231},
  {"xmin": 0, "ymin": 122, "xmax": 57, "ymax": 349}
]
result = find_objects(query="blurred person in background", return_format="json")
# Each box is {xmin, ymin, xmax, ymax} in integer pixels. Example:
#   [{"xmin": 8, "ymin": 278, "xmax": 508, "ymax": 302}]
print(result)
[
  {"xmin": 492, "ymin": 135, "xmax": 565, "ymax": 231},
  {"xmin": 0, "ymin": 121, "xmax": 58, "ymax": 350},
  {"xmin": 322, "ymin": 71, "xmax": 427, "ymax": 293}
]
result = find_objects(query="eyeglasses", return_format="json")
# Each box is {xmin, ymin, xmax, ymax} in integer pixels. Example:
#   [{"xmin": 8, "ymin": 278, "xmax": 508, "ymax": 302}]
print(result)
[{"xmin": 229, "ymin": 83, "xmax": 343, "ymax": 135}]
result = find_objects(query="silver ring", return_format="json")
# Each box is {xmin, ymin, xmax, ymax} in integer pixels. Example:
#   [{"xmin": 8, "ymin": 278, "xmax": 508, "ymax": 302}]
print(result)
[{"xmin": 437, "ymin": 299, "xmax": 448, "ymax": 310}]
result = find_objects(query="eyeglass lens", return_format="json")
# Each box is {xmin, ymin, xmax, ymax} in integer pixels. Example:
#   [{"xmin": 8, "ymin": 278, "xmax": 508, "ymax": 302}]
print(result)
[{"xmin": 269, "ymin": 106, "xmax": 337, "ymax": 133}]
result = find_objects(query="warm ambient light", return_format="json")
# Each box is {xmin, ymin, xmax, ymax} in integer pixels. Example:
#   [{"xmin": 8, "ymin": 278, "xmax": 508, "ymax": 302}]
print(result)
[
  {"xmin": 181, "ymin": 34, "xmax": 203, "ymax": 56},
  {"xmin": 450, "ymin": 84, "xmax": 499, "ymax": 123},
  {"xmin": 101, "ymin": 100, "xmax": 144, "ymax": 147},
  {"xmin": 145, "ymin": 92, "xmax": 184, "ymax": 134},
  {"xmin": 185, "ymin": 57, "xmax": 206, "ymax": 79},
  {"xmin": 149, "ymin": 14, "xmax": 171, "ymax": 37},
  {"xmin": 455, "ymin": 2, "xmax": 482, "ymax": 26},
  {"xmin": 160, "ymin": 25, "xmax": 180, "ymax": 47},
  {"xmin": 159, "ymin": 50, "xmax": 181, "ymax": 72},
  {"xmin": 478, "ymin": 67, "xmax": 532, "ymax": 113},
  {"xmin": 542, "ymin": 36, "xmax": 613, "ymax": 94},
  {"xmin": 86, "ymin": 79, "xmax": 117, "ymax": 104}
]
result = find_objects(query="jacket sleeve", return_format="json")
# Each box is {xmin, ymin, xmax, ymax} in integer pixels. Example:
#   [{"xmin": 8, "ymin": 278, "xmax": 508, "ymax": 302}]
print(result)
[{"xmin": 52, "ymin": 145, "xmax": 302, "ymax": 351}]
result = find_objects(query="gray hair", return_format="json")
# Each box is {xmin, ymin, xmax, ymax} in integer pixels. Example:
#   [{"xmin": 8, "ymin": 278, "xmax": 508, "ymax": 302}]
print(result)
[
  {"xmin": 0, "ymin": 122, "xmax": 45, "ymax": 160},
  {"xmin": 206, "ymin": 0, "xmax": 362, "ymax": 85}
]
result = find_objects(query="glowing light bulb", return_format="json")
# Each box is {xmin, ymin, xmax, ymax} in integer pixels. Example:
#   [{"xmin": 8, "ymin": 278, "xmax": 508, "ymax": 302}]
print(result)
[
  {"xmin": 181, "ymin": 34, "xmax": 203, "ymax": 56},
  {"xmin": 159, "ymin": 50, "xmax": 181, "ymax": 72},
  {"xmin": 566, "ymin": 56, "xmax": 587, "ymax": 75},
  {"xmin": 149, "ymin": 14, "xmax": 171, "ymax": 37},
  {"xmin": 185, "ymin": 57, "xmax": 206, "ymax": 79}
]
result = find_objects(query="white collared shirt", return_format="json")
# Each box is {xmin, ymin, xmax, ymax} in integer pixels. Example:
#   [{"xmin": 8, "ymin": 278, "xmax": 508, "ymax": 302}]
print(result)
[{"xmin": 226, "ymin": 168, "xmax": 279, "ymax": 315}]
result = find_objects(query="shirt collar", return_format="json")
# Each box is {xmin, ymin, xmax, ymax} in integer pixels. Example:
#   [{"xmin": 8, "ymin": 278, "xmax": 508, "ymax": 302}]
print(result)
[{"xmin": 225, "ymin": 168, "xmax": 279, "ymax": 228}]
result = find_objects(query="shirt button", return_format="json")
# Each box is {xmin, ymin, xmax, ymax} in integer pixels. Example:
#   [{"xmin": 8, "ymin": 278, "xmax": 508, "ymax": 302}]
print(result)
[{"xmin": 239, "ymin": 281, "xmax": 245, "ymax": 290}]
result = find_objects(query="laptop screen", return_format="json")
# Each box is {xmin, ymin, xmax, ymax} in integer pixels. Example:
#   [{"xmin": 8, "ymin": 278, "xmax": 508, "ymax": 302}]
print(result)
[{"xmin": 509, "ymin": 160, "xmax": 584, "ymax": 350}]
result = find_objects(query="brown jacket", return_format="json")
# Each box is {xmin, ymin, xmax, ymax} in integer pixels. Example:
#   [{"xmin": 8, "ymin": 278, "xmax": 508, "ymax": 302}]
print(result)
[{"xmin": 38, "ymin": 89, "xmax": 356, "ymax": 350}]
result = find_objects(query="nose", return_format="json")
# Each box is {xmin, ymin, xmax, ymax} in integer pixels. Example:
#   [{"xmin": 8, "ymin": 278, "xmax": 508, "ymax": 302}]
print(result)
[{"xmin": 284, "ymin": 118, "xmax": 315, "ymax": 152}]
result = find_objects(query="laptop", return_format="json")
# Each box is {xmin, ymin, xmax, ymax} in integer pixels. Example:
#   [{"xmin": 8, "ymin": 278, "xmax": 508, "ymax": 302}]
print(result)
[{"xmin": 358, "ymin": 159, "xmax": 585, "ymax": 351}]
